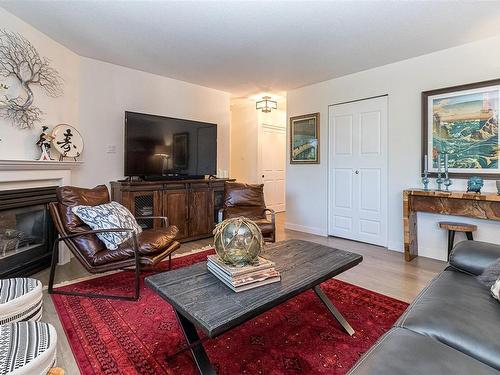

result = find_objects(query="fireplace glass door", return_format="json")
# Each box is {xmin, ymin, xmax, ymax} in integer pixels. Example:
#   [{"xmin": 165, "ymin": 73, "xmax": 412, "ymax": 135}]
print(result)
[{"xmin": 0, "ymin": 204, "xmax": 48, "ymax": 259}]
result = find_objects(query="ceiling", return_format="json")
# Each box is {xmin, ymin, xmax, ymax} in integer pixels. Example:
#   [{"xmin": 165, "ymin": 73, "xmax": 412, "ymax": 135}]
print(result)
[{"xmin": 2, "ymin": 1, "xmax": 500, "ymax": 97}]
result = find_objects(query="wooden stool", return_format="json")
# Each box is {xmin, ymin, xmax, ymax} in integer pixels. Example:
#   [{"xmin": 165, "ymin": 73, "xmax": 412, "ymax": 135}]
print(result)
[{"xmin": 439, "ymin": 221, "xmax": 477, "ymax": 260}]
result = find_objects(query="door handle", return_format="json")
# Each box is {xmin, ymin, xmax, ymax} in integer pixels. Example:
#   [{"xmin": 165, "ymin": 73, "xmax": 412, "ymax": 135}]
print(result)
[
  {"xmin": 355, "ymin": 170, "xmax": 359, "ymax": 174},
  {"xmin": 262, "ymin": 175, "xmax": 264, "ymax": 178}
]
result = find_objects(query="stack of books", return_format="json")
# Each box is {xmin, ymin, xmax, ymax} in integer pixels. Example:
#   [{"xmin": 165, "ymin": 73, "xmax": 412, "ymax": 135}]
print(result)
[{"xmin": 207, "ymin": 255, "xmax": 281, "ymax": 292}]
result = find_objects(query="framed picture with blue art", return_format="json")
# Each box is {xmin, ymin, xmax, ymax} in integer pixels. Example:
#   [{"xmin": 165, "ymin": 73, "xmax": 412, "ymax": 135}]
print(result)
[
  {"xmin": 422, "ymin": 79, "xmax": 500, "ymax": 179},
  {"xmin": 290, "ymin": 113, "xmax": 320, "ymax": 164}
]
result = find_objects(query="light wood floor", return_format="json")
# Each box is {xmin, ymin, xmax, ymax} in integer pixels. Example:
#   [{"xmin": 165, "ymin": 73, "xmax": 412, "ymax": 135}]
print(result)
[{"xmin": 34, "ymin": 213, "xmax": 446, "ymax": 374}]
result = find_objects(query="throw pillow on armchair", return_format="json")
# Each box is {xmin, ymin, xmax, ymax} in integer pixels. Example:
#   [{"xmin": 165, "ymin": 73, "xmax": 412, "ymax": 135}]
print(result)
[{"xmin": 72, "ymin": 201, "xmax": 143, "ymax": 250}]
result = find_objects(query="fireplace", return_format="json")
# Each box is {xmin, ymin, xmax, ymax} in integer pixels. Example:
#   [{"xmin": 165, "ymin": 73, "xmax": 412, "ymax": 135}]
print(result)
[{"xmin": 0, "ymin": 187, "xmax": 57, "ymax": 278}]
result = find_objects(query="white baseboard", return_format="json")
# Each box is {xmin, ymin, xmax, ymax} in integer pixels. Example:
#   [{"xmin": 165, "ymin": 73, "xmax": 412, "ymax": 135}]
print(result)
[
  {"xmin": 284, "ymin": 222, "xmax": 328, "ymax": 237},
  {"xmin": 387, "ymin": 240, "xmax": 447, "ymax": 261},
  {"xmin": 387, "ymin": 241, "xmax": 403, "ymax": 252}
]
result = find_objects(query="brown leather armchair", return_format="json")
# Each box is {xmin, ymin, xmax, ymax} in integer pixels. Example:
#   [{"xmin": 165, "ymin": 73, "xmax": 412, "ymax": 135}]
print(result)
[
  {"xmin": 220, "ymin": 182, "xmax": 276, "ymax": 242},
  {"xmin": 48, "ymin": 185, "xmax": 181, "ymax": 301}
]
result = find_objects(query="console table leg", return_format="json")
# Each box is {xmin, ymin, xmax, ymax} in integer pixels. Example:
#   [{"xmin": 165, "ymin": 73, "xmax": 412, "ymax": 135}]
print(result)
[
  {"xmin": 313, "ymin": 285, "xmax": 355, "ymax": 336},
  {"xmin": 175, "ymin": 310, "xmax": 216, "ymax": 375}
]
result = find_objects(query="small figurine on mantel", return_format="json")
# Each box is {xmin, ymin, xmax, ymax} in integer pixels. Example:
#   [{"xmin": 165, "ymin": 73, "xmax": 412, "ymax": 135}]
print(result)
[
  {"xmin": 467, "ymin": 176, "xmax": 483, "ymax": 193},
  {"xmin": 36, "ymin": 125, "xmax": 54, "ymax": 161}
]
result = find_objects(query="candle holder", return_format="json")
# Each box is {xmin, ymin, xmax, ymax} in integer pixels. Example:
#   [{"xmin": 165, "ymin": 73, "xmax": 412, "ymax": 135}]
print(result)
[
  {"xmin": 443, "ymin": 172, "xmax": 452, "ymax": 191},
  {"xmin": 421, "ymin": 172, "xmax": 430, "ymax": 191},
  {"xmin": 436, "ymin": 171, "xmax": 443, "ymax": 191}
]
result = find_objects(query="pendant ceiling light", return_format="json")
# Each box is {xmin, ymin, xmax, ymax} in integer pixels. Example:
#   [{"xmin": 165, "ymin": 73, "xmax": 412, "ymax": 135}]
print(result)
[{"xmin": 256, "ymin": 96, "xmax": 277, "ymax": 113}]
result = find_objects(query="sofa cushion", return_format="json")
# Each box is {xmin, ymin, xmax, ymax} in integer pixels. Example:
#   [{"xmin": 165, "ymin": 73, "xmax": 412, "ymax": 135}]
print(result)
[
  {"xmin": 347, "ymin": 327, "xmax": 498, "ymax": 375},
  {"xmin": 450, "ymin": 240, "xmax": 500, "ymax": 276},
  {"xmin": 396, "ymin": 269, "xmax": 500, "ymax": 370}
]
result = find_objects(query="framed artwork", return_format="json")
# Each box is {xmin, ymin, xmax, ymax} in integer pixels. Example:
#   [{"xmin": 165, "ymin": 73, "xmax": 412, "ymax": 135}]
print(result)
[
  {"xmin": 172, "ymin": 132, "xmax": 189, "ymax": 170},
  {"xmin": 422, "ymin": 78, "xmax": 500, "ymax": 178},
  {"xmin": 290, "ymin": 113, "xmax": 320, "ymax": 164}
]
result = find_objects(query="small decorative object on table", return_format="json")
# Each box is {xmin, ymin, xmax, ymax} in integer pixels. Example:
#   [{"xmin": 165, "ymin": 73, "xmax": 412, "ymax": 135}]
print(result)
[
  {"xmin": 36, "ymin": 125, "xmax": 54, "ymax": 160},
  {"xmin": 213, "ymin": 217, "xmax": 264, "ymax": 267},
  {"xmin": 435, "ymin": 153, "xmax": 443, "ymax": 191},
  {"xmin": 207, "ymin": 254, "xmax": 280, "ymax": 292},
  {"xmin": 467, "ymin": 176, "xmax": 483, "ymax": 193},
  {"xmin": 212, "ymin": 217, "xmax": 279, "ymax": 292},
  {"xmin": 422, "ymin": 154, "xmax": 430, "ymax": 190},
  {"xmin": 443, "ymin": 153, "xmax": 452, "ymax": 191},
  {"xmin": 51, "ymin": 124, "xmax": 84, "ymax": 161}
]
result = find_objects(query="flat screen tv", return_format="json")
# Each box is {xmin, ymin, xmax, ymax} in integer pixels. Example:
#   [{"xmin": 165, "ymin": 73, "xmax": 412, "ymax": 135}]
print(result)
[{"xmin": 125, "ymin": 111, "xmax": 217, "ymax": 179}]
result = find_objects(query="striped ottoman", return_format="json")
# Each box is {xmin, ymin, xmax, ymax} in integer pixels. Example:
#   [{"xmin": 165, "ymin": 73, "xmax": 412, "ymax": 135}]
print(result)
[
  {"xmin": 0, "ymin": 321, "xmax": 57, "ymax": 375},
  {"xmin": 0, "ymin": 279, "xmax": 43, "ymax": 325}
]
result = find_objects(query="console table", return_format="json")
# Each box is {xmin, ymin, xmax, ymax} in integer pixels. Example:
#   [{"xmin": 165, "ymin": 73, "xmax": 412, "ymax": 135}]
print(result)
[
  {"xmin": 403, "ymin": 189, "xmax": 500, "ymax": 261},
  {"xmin": 111, "ymin": 178, "xmax": 234, "ymax": 242}
]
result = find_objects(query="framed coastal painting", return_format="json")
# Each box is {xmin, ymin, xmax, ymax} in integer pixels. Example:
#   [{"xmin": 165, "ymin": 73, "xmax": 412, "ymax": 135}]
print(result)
[
  {"xmin": 422, "ymin": 78, "xmax": 500, "ymax": 178},
  {"xmin": 290, "ymin": 113, "xmax": 320, "ymax": 164}
]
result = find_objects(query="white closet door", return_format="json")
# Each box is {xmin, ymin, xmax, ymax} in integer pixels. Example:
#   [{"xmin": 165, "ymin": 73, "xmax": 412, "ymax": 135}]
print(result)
[{"xmin": 328, "ymin": 96, "xmax": 388, "ymax": 246}]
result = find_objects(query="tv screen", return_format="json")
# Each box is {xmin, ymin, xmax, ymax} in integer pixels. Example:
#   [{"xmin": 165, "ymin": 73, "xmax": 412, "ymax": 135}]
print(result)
[{"xmin": 125, "ymin": 111, "xmax": 217, "ymax": 178}]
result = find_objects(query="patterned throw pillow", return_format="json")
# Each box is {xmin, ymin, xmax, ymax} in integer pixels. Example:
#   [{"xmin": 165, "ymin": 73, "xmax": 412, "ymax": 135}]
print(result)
[
  {"xmin": 72, "ymin": 201, "xmax": 142, "ymax": 250},
  {"xmin": 492, "ymin": 278, "xmax": 500, "ymax": 301}
]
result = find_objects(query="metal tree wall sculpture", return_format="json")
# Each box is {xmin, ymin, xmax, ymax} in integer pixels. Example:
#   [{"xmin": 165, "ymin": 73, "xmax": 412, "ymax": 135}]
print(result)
[{"xmin": 0, "ymin": 30, "xmax": 63, "ymax": 129}]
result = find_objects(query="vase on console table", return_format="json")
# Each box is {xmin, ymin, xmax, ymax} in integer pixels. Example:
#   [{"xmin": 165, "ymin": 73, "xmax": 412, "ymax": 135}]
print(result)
[{"xmin": 467, "ymin": 176, "xmax": 483, "ymax": 193}]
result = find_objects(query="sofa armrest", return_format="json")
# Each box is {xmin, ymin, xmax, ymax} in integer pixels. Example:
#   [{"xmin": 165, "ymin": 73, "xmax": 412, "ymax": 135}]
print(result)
[{"xmin": 449, "ymin": 240, "xmax": 500, "ymax": 276}]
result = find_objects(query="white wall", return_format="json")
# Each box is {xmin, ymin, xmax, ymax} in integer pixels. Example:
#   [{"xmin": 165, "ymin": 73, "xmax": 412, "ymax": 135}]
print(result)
[
  {"xmin": 73, "ymin": 57, "xmax": 230, "ymax": 187},
  {"xmin": 230, "ymin": 97, "xmax": 286, "ymax": 184},
  {"xmin": 0, "ymin": 8, "xmax": 231, "ymax": 189},
  {"xmin": 230, "ymin": 99, "xmax": 259, "ymax": 183},
  {"xmin": 0, "ymin": 7, "xmax": 79, "ymax": 161},
  {"xmin": 287, "ymin": 34, "xmax": 500, "ymax": 261}
]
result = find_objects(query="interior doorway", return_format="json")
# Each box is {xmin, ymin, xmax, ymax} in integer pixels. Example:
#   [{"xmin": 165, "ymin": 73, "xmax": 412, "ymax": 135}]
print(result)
[
  {"xmin": 328, "ymin": 96, "xmax": 388, "ymax": 246},
  {"xmin": 259, "ymin": 124, "xmax": 286, "ymax": 212}
]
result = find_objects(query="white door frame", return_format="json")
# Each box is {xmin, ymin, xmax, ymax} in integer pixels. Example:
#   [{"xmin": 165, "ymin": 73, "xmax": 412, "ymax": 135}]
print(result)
[
  {"xmin": 327, "ymin": 95, "xmax": 389, "ymax": 247},
  {"xmin": 258, "ymin": 123, "xmax": 287, "ymax": 211}
]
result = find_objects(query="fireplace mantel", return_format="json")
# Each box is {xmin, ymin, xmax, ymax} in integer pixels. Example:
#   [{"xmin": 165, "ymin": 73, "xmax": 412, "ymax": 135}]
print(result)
[{"xmin": 0, "ymin": 159, "xmax": 83, "ymax": 171}]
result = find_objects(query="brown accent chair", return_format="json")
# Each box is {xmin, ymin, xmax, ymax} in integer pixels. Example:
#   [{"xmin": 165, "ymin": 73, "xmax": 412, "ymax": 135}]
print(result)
[
  {"xmin": 220, "ymin": 182, "xmax": 276, "ymax": 242},
  {"xmin": 48, "ymin": 185, "xmax": 181, "ymax": 301}
]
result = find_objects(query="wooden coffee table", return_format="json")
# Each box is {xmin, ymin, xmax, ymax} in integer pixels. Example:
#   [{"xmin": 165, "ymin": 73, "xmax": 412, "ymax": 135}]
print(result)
[{"xmin": 145, "ymin": 239, "xmax": 363, "ymax": 374}]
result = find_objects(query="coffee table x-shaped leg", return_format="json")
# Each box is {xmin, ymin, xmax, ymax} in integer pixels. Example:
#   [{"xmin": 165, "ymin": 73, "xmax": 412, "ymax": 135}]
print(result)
[{"xmin": 175, "ymin": 284, "xmax": 355, "ymax": 375}]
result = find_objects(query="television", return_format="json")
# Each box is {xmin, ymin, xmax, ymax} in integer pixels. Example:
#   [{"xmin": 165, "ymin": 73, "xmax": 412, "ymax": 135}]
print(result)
[{"xmin": 124, "ymin": 111, "xmax": 217, "ymax": 179}]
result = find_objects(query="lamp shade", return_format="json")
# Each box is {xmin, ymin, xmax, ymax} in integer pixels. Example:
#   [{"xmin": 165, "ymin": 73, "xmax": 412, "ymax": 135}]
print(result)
[{"xmin": 154, "ymin": 144, "xmax": 171, "ymax": 157}]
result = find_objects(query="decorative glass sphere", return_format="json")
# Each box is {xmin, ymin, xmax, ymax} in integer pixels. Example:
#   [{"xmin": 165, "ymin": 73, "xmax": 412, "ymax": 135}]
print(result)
[{"xmin": 213, "ymin": 217, "xmax": 264, "ymax": 267}]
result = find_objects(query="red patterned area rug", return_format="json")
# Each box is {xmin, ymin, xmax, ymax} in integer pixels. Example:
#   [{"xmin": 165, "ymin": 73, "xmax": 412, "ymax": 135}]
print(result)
[{"xmin": 52, "ymin": 249, "xmax": 408, "ymax": 375}]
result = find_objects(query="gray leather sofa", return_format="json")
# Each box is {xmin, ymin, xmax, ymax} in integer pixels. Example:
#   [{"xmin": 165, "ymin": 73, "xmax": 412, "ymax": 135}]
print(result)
[{"xmin": 348, "ymin": 240, "xmax": 500, "ymax": 375}]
